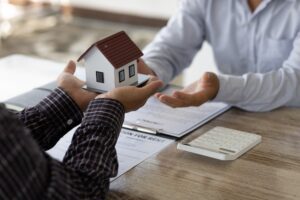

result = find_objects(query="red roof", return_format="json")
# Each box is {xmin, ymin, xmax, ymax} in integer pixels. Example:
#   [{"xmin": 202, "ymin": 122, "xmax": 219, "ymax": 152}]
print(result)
[{"xmin": 77, "ymin": 31, "xmax": 143, "ymax": 69}]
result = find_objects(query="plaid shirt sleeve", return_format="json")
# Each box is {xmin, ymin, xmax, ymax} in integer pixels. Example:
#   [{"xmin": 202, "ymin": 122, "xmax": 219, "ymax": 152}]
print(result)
[
  {"xmin": 0, "ymin": 89, "xmax": 125, "ymax": 200},
  {"xmin": 17, "ymin": 88, "xmax": 83, "ymax": 150}
]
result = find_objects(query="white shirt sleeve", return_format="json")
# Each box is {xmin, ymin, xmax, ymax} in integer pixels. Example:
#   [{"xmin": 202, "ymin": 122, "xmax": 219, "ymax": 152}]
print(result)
[
  {"xmin": 143, "ymin": 0, "xmax": 206, "ymax": 84},
  {"xmin": 214, "ymin": 32, "xmax": 300, "ymax": 112}
]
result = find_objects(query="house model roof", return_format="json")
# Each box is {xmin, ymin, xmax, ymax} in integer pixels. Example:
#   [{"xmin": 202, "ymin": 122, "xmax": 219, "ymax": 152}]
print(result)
[{"xmin": 77, "ymin": 31, "xmax": 143, "ymax": 69}]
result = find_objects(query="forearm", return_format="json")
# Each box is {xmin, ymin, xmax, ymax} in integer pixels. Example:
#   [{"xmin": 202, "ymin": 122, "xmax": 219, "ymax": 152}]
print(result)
[
  {"xmin": 0, "ymin": 98, "xmax": 125, "ymax": 200},
  {"xmin": 214, "ymin": 67, "xmax": 300, "ymax": 111},
  {"xmin": 143, "ymin": 0, "xmax": 205, "ymax": 84},
  {"xmin": 62, "ymin": 98, "xmax": 125, "ymax": 198},
  {"xmin": 17, "ymin": 88, "xmax": 82, "ymax": 150}
]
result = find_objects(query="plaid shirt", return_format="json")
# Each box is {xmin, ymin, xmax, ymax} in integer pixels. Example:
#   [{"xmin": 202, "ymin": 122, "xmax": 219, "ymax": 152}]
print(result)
[{"xmin": 0, "ymin": 88, "xmax": 125, "ymax": 200}]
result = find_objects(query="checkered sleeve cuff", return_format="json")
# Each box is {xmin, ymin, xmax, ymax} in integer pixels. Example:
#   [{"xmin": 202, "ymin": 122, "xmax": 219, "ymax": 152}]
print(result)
[
  {"xmin": 83, "ymin": 98, "xmax": 125, "ymax": 129},
  {"xmin": 37, "ymin": 88, "xmax": 83, "ymax": 129}
]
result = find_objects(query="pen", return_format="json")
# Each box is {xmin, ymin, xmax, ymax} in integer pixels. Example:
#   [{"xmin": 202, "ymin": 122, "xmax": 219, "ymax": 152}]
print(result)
[{"xmin": 123, "ymin": 123, "xmax": 158, "ymax": 135}]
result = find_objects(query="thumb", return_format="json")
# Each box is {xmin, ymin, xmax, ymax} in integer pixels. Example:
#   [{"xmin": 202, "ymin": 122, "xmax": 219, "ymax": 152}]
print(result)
[
  {"xmin": 201, "ymin": 72, "xmax": 213, "ymax": 82},
  {"xmin": 200, "ymin": 72, "xmax": 216, "ymax": 88},
  {"xmin": 64, "ymin": 60, "xmax": 76, "ymax": 74},
  {"xmin": 200, "ymin": 72, "xmax": 219, "ymax": 100},
  {"xmin": 139, "ymin": 80, "xmax": 163, "ymax": 97},
  {"xmin": 147, "ymin": 75, "xmax": 159, "ymax": 83}
]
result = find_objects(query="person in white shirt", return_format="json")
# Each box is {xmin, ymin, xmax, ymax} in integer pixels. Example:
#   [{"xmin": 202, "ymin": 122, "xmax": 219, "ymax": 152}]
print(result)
[{"xmin": 139, "ymin": 0, "xmax": 300, "ymax": 111}]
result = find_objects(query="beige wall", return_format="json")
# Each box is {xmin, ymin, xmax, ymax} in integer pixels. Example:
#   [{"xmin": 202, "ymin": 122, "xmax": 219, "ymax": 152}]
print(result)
[{"xmin": 64, "ymin": 0, "xmax": 178, "ymax": 19}]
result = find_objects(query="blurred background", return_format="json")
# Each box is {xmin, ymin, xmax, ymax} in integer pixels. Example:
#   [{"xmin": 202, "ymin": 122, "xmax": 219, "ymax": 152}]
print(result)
[{"xmin": 0, "ymin": 0, "xmax": 216, "ymax": 86}]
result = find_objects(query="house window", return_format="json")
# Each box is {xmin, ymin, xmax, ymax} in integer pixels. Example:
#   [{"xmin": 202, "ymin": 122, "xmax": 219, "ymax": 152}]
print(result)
[
  {"xmin": 129, "ymin": 64, "xmax": 135, "ymax": 77},
  {"xmin": 96, "ymin": 71, "xmax": 104, "ymax": 83},
  {"xmin": 119, "ymin": 69, "xmax": 125, "ymax": 82}
]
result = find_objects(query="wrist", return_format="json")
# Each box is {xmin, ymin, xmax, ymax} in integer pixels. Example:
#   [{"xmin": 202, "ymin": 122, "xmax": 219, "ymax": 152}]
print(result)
[
  {"xmin": 202, "ymin": 72, "xmax": 220, "ymax": 101},
  {"xmin": 211, "ymin": 75, "xmax": 220, "ymax": 100},
  {"xmin": 38, "ymin": 88, "xmax": 83, "ymax": 128},
  {"xmin": 58, "ymin": 87, "xmax": 86, "ymax": 111}
]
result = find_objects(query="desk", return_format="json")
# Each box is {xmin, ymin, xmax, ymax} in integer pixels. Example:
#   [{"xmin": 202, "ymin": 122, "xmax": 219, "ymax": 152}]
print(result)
[
  {"xmin": 1, "ymin": 55, "xmax": 300, "ymax": 200},
  {"xmin": 108, "ymin": 108, "xmax": 300, "ymax": 200}
]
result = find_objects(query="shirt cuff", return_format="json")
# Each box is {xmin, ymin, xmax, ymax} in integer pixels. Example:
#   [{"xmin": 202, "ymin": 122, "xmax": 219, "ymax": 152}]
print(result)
[
  {"xmin": 213, "ymin": 74, "xmax": 244, "ymax": 104},
  {"xmin": 37, "ymin": 88, "xmax": 83, "ymax": 129},
  {"xmin": 83, "ymin": 98, "xmax": 125, "ymax": 129}
]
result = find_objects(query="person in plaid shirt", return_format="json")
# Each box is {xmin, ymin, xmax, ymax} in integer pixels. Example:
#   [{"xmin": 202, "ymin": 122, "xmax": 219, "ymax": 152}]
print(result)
[{"xmin": 0, "ymin": 61, "xmax": 162, "ymax": 200}]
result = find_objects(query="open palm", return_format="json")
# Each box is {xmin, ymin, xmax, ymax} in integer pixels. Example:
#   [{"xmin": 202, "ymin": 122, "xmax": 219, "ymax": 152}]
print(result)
[{"xmin": 155, "ymin": 72, "xmax": 220, "ymax": 108}]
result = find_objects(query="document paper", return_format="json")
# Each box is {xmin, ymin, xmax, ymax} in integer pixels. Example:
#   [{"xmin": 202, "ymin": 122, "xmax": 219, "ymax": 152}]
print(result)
[
  {"xmin": 47, "ymin": 128, "xmax": 174, "ymax": 180},
  {"xmin": 125, "ymin": 86, "xmax": 230, "ymax": 138}
]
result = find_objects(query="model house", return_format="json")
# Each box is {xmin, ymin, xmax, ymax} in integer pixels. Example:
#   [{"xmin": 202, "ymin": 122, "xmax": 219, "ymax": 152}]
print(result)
[{"xmin": 77, "ymin": 31, "xmax": 144, "ymax": 92}]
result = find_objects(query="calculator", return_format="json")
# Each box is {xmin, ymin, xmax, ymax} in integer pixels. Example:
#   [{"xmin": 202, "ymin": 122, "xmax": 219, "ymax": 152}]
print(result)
[{"xmin": 177, "ymin": 126, "xmax": 261, "ymax": 160}]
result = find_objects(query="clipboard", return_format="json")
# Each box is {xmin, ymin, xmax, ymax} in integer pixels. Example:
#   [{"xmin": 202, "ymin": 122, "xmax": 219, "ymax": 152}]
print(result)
[{"xmin": 123, "ymin": 85, "xmax": 231, "ymax": 138}]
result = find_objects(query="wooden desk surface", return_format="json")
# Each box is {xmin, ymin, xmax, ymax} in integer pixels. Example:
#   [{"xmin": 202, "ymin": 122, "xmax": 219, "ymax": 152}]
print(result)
[{"xmin": 108, "ymin": 107, "xmax": 300, "ymax": 200}]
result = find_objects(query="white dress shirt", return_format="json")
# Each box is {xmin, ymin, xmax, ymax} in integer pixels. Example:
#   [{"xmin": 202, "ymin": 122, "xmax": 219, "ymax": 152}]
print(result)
[{"xmin": 143, "ymin": 0, "xmax": 300, "ymax": 111}]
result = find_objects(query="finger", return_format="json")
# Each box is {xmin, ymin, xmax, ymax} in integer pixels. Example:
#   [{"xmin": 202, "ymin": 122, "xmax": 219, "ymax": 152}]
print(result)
[
  {"xmin": 180, "ymin": 81, "xmax": 198, "ymax": 93},
  {"xmin": 158, "ymin": 94, "xmax": 185, "ymax": 108},
  {"xmin": 139, "ymin": 80, "xmax": 163, "ymax": 97},
  {"xmin": 137, "ymin": 59, "xmax": 156, "ymax": 75},
  {"xmin": 147, "ymin": 75, "xmax": 159, "ymax": 83},
  {"xmin": 173, "ymin": 91, "xmax": 205, "ymax": 107},
  {"xmin": 154, "ymin": 92, "xmax": 163, "ymax": 99},
  {"xmin": 174, "ymin": 91, "xmax": 198, "ymax": 106},
  {"xmin": 137, "ymin": 58, "xmax": 147, "ymax": 73},
  {"xmin": 64, "ymin": 60, "xmax": 76, "ymax": 74},
  {"xmin": 162, "ymin": 91, "xmax": 209, "ymax": 108},
  {"xmin": 173, "ymin": 91, "xmax": 192, "ymax": 100}
]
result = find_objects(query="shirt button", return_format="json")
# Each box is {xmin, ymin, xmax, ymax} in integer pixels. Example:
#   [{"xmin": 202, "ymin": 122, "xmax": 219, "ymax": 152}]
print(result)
[{"xmin": 67, "ymin": 119, "xmax": 73, "ymax": 125}]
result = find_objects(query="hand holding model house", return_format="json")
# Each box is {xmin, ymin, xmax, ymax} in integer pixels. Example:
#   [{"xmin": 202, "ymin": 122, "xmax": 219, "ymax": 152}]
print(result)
[{"xmin": 78, "ymin": 31, "xmax": 150, "ymax": 93}]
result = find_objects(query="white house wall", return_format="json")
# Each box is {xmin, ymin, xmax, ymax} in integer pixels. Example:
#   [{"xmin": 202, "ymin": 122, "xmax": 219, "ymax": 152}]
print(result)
[
  {"xmin": 84, "ymin": 47, "xmax": 115, "ymax": 91},
  {"xmin": 114, "ymin": 60, "xmax": 138, "ymax": 87}
]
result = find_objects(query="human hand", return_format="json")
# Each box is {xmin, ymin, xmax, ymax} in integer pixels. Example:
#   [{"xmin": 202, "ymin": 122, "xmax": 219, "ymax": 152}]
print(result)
[
  {"xmin": 137, "ymin": 58, "xmax": 157, "ymax": 76},
  {"xmin": 57, "ymin": 61, "xmax": 98, "ymax": 111},
  {"xmin": 96, "ymin": 77, "xmax": 163, "ymax": 112},
  {"xmin": 155, "ymin": 72, "xmax": 219, "ymax": 108}
]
